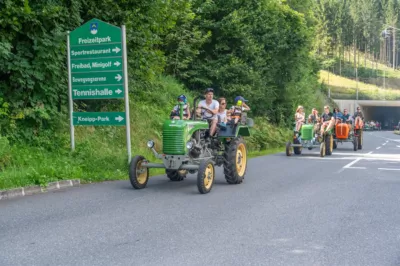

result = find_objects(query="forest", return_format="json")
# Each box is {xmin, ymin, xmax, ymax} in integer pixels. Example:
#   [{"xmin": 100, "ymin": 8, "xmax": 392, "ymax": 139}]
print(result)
[{"xmin": 0, "ymin": 0, "xmax": 398, "ymax": 189}]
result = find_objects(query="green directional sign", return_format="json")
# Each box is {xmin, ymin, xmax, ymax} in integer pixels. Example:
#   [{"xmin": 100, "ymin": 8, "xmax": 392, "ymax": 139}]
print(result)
[
  {"xmin": 67, "ymin": 18, "xmax": 132, "ymax": 162},
  {"xmin": 69, "ymin": 19, "xmax": 123, "ymax": 100},
  {"xmin": 72, "ymin": 85, "xmax": 124, "ymax": 99},
  {"xmin": 71, "ymin": 58, "xmax": 123, "ymax": 72},
  {"xmin": 72, "ymin": 112, "xmax": 126, "ymax": 126}
]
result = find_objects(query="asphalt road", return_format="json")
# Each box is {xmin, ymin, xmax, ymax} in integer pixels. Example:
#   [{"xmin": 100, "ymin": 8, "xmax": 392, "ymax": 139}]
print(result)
[{"xmin": 1, "ymin": 131, "xmax": 400, "ymax": 266}]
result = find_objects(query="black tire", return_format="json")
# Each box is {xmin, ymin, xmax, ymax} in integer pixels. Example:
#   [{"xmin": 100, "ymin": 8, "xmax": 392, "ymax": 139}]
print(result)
[
  {"xmin": 223, "ymin": 138, "xmax": 247, "ymax": 184},
  {"xmin": 286, "ymin": 141, "xmax": 292, "ymax": 156},
  {"xmin": 325, "ymin": 134, "xmax": 332, "ymax": 155},
  {"xmin": 197, "ymin": 159, "xmax": 215, "ymax": 194},
  {"xmin": 353, "ymin": 136, "xmax": 358, "ymax": 151},
  {"xmin": 357, "ymin": 130, "xmax": 363, "ymax": 150},
  {"xmin": 333, "ymin": 140, "xmax": 337, "ymax": 149},
  {"xmin": 320, "ymin": 142, "xmax": 326, "ymax": 157},
  {"xmin": 129, "ymin": 155, "xmax": 149, "ymax": 189},
  {"xmin": 166, "ymin": 169, "xmax": 187, "ymax": 181},
  {"xmin": 293, "ymin": 138, "xmax": 302, "ymax": 155}
]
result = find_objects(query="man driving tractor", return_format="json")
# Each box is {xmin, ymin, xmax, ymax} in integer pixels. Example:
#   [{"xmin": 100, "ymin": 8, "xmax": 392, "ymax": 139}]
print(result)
[{"xmin": 196, "ymin": 88, "xmax": 220, "ymax": 137}]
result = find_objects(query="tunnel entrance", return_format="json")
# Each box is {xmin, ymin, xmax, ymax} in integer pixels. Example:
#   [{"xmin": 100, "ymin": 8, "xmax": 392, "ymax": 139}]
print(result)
[{"xmin": 361, "ymin": 106, "xmax": 400, "ymax": 130}]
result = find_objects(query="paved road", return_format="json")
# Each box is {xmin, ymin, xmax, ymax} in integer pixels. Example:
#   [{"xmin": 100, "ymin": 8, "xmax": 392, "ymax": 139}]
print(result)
[{"xmin": 1, "ymin": 131, "xmax": 400, "ymax": 266}]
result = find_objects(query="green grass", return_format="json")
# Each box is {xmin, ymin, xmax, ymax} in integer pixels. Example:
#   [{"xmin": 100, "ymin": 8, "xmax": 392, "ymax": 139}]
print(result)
[
  {"xmin": 319, "ymin": 70, "xmax": 400, "ymax": 100},
  {"xmin": 319, "ymin": 50, "xmax": 400, "ymax": 100},
  {"xmin": 0, "ymin": 76, "xmax": 291, "ymax": 190}
]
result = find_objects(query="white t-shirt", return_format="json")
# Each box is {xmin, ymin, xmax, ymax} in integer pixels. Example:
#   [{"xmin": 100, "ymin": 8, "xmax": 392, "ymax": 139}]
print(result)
[
  {"xmin": 217, "ymin": 110, "xmax": 227, "ymax": 123},
  {"xmin": 199, "ymin": 99, "xmax": 219, "ymax": 119}
]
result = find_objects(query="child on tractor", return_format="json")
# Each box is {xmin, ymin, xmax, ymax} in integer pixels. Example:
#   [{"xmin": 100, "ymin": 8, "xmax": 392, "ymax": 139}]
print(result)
[
  {"xmin": 229, "ymin": 96, "xmax": 250, "ymax": 125},
  {"xmin": 170, "ymin": 94, "xmax": 191, "ymax": 120}
]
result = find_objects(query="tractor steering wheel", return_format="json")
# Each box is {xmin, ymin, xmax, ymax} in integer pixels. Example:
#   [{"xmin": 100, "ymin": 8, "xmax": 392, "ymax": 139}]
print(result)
[{"xmin": 200, "ymin": 106, "xmax": 214, "ymax": 119}]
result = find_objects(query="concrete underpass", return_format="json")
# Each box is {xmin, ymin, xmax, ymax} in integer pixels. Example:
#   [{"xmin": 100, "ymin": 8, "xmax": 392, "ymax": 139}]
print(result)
[{"xmin": 333, "ymin": 99, "xmax": 400, "ymax": 130}]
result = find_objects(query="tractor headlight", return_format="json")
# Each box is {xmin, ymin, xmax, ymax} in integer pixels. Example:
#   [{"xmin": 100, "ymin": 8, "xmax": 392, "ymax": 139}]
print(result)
[
  {"xmin": 147, "ymin": 140, "xmax": 155, "ymax": 148},
  {"xmin": 186, "ymin": 141, "xmax": 193, "ymax": 149}
]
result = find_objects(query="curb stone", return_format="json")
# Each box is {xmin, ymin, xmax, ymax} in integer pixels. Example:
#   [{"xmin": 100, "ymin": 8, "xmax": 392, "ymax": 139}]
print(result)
[{"xmin": 0, "ymin": 179, "xmax": 80, "ymax": 201}]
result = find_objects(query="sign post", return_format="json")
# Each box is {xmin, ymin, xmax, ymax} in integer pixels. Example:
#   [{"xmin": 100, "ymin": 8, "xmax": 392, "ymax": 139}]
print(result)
[{"xmin": 67, "ymin": 19, "xmax": 131, "ymax": 163}]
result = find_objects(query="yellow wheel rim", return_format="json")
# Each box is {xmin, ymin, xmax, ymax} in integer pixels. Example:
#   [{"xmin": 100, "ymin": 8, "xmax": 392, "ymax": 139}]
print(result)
[
  {"xmin": 136, "ymin": 160, "xmax": 148, "ymax": 184},
  {"xmin": 203, "ymin": 163, "xmax": 214, "ymax": 190},
  {"xmin": 236, "ymin": 143, "xmax": 247, "ymax": 176},
  {"xmin": 330, "ymin": 135, "xmax": 333, "ymax": 151}
]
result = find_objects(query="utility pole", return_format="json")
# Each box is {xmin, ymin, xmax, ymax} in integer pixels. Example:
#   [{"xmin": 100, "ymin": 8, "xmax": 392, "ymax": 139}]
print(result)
[{"xmin": 393, "ymin": 25, "xmax": 396, "ymax": 70}]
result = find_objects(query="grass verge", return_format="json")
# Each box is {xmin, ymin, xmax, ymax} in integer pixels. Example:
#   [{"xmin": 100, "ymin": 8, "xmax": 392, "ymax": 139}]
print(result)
[{"xmin": 319, "ymin": 70, "xmax": 400, "ymax": 100}]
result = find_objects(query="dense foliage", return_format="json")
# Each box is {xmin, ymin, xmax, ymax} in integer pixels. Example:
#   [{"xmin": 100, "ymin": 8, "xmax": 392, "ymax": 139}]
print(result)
[
  {"xmin": 315, "ymin": 0, "xmax": 400, "ymax": 72},
  {"xmin": 0, "ymin": 0, "xmax": 326, "ymax": 144}
]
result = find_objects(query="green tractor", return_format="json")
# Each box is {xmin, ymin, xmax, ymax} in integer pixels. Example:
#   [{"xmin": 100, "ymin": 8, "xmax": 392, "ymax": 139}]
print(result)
[
  {"xmin": 286, "ymin": 123, "xmax": 334, "ymax": 157},
  {"xmin": 128, "ymin": 96, "xmax": 253, "ymax": 194}
]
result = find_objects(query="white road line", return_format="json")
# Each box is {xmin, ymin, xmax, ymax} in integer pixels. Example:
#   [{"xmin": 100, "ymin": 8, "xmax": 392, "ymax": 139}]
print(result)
[
  {"xmin": 376, "ymin": 146, "xmax": 381, "ymax": 150},
  {"xmin": 343, "ymin": 158, "xmax": 362, "ymax": 168},
  {"xmin": 378, "ymin": 168, "xmax": 400, "ymax": 171},
  {"xmin": 382, "ymin": 143, "xmax": 387, "ymax": 146}
]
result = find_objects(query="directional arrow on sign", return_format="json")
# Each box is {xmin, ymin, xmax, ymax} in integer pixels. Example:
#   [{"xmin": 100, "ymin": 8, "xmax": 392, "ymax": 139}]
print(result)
[
  {"xmin": 115, "ymin": 89, "xmax": 122, "ymax": 94},
  {"xmin": 115, "ymin": 74, "xmax": 122, "ymax": 81},
  {"xmin": 114, "ymin": 61, "xmax": 121, "ymax": 67},
  {"xmin": 115, "ymin": 115, "xmax": 124, "ymax": 122},
  {"xmin": 112, "ymin": 47, "xmax": 121, "ymax": 54}
]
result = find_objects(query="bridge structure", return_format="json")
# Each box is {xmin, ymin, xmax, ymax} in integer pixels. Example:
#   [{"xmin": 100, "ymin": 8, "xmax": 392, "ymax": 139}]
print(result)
[{"xmin": 333, "ymin": 99, "xmax": 400, "ymax": 129}]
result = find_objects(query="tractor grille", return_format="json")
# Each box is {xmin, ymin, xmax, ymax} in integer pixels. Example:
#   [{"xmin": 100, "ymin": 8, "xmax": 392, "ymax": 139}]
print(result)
[{"xmin": 162, "ymin": 128, "xmax": 185, "ymax": 155}]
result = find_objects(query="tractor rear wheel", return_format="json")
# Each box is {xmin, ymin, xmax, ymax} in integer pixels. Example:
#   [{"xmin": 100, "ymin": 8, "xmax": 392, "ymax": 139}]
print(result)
[
  {"xmin": 357, "ymin": 130, "xmax": 363, "ymax": 149},
  {"xmin": 129, "ymin": 155, "xmax": 149, "ymax": 189},
  {"xmin": 224, "ymin": 137, "xmax": 247, "ymax": 184},
  {"xmin": 197, "ymin": 159, "xmax": 215, "ymax": 194},
  {"xmin": 320, "ymin": 142, "xmax": 326, "ymax": 157},
  {"xmin": 353, "ymin": 136, "xmax": 358, "ymax": 151},
  {"xmin": 293, "ymin": 138, "xmax": 302, "ymax": 155},
  {"xmin": 166, "ymin": 169, "xmax": 187, "ymax": 181},
  {"xmin": 325, "ymin": 134, "xmax": 333, "ymax": 155}
]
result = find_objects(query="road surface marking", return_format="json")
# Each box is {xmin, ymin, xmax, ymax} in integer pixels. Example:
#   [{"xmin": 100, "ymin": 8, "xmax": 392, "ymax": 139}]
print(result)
[
  {"xmin": 382, "ymin": 143, "xmax": 387, "ymax": 146},
  {"xmin": 376, "ymin": 146, "xmax": 381, "ymax": 150},
  {"xmin": 378, "ymin": 168, "xmax": 400, "ymax": 171}
]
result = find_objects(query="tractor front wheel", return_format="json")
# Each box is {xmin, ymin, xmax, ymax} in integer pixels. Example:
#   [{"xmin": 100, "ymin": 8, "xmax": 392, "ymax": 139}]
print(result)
[
  {"xmin": 286, "ymin": 141, "xmax": 292, "ymax": 156},
  {"xmin": 197, "ymin": 159, "xmax": 215, "ymax": 194},
  {"xmin": 224, "ymin": 138, "xmax": 247, "ymax": 184},
  {"xmin": 129, "ymin": 155, "xmax": 149, "ymax": 189}
]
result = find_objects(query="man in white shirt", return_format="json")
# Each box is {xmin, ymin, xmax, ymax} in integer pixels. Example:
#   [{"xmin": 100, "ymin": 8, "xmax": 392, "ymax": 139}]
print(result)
[{"xmin": 196, "ymin": 88, "xmax": 219, "ymax": 136}]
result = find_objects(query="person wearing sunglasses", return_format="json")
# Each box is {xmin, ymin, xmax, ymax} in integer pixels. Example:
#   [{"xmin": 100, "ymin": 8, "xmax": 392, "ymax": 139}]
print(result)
[{"xmin": 217, "ymin": 97, "xmax": 228, "ymax": 126}]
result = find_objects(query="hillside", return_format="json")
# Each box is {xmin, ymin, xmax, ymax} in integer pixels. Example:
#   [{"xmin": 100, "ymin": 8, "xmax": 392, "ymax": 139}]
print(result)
[{"xmin": 319, "ymin": 50, "xmax": 400, "ymax": 100}]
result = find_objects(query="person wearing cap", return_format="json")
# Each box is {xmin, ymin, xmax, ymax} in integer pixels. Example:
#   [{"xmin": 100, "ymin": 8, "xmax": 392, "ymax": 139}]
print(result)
[
  {"xmin": 229, "ymin": 96, "xmax": 250, "ymax": 125},
  {"xmin": 196, "ymin": 88, "xmax": 219, "ymax": 136},
  {"xmin": 353, "ymin": 106, "xmax": 364, "ymax": 129},
  {"xmin": 170, "ymin": 94, "xmax": 191, "ymax": 120}
]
